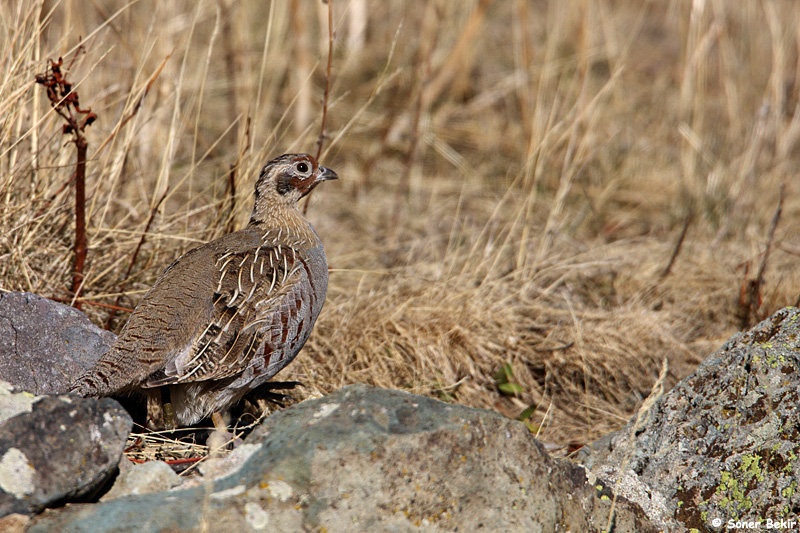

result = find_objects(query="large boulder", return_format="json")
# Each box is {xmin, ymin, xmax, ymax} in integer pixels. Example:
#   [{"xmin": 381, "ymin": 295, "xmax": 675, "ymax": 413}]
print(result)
[
  {"xmin": 29, "ymin": 384, "xmax": 656, "ymax": 532},
  {"xmin": 0, "ymin": 383, "xmax": 132, "ymax": 517},
  {"xmin": 0, "ymin": 292, "xmax": 115, "ymax": 394},
  {"xmin": 580, "ymin": 307, "xmax": 800, "ymax": 531}
]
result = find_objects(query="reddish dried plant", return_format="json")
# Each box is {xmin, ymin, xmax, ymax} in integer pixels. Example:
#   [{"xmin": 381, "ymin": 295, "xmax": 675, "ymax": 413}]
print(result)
[{"xmin": 35, "ymin": 54, "xmax": 97, "ymax": 310}]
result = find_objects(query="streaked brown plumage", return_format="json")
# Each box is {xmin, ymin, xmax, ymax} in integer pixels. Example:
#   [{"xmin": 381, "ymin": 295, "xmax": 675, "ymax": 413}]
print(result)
[{"xmin": 69, "ymin": 154, "xmax": 337, "ymax": 427}]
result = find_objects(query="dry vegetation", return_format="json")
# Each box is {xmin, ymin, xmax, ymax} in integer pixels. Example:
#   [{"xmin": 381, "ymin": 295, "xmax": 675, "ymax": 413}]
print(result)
[{"xmin": 2, "ymin": 0, "xmax": 800, "ymax": 449}]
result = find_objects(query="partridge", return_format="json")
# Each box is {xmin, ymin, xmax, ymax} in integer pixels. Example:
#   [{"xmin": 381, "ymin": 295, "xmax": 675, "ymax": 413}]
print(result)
[{"xmin": 70, "ymin": 153, "xmax": 337, "ymax": 427}]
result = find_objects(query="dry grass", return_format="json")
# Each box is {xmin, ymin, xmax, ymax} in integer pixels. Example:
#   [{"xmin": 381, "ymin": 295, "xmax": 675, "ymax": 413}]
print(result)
[{"xmin": 2, "ymin": 0, "xmax": 800, "ymax": 448}]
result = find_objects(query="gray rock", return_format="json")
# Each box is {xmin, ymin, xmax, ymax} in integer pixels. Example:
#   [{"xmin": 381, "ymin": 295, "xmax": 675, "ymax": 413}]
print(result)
[
  {"xmin": 0, "ymin": 513, "xmax": 29, "ymax": 533},
  {"xmin": 28, "ymin": 384, "xmax": 657, "ymax": 532},
  {"xmin": 0, "ymin": 393, "xmax": 132, "ymax": 517},
  {"xmin": 580, "ymin": 307, "xmax": 800, "ymax": 531},
  {"xmin": 101, "ymin": 461, "xmax": 181, "ymax": 501},
  {"xmin": 196, "ymin": 442, "xmax": 262, "ymax": 480},
  {"xmin": 0, "ymin": 381, "xmax": 39, "ymax": 426},
  {"xmin": 0, "ymin": 292, "xmax": 116, "ymax": 394}
]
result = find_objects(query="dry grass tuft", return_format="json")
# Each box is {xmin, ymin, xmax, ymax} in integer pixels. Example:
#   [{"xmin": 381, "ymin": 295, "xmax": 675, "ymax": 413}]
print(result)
[{"xmin": 2, "ymin": 0, "xmax": 800, "ymax": 449}]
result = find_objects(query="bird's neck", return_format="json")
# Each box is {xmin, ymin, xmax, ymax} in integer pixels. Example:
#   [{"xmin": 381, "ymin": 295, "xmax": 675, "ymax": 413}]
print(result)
[{"xmin": 248, "ymin": 202, "xmax": 319, "ymax": 246}]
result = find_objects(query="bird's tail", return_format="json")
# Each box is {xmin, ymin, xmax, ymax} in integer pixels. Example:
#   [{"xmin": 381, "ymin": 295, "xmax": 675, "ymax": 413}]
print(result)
[{"xmin": 68, "ymin": 347, "xmax": 138, "ymax": 397}]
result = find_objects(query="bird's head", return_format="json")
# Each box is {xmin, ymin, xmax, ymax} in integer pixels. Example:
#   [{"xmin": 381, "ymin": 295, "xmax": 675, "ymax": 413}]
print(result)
[{"xmin": 251, "ymin": 153, "xmax": 338, "ymax": 222}]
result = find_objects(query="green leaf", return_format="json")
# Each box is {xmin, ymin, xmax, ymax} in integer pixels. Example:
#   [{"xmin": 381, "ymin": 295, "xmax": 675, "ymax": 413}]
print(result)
[
  {"xmin": 522, "ymin": 420, "xmax": 540, "ymax": 433},
  {"xmin": 498, "ymin": 382, "xmax": 524, "ymax": 395},
  {"xmin": 437, "ymin": 391, "xmax": 455, "ymax": 402},
  {"xmin": 516, "ymin": 404, "xmax": 537, "ymax": 421},
  {"xmin": 493, "ymin": 363, "xmax": 514, "ymax": 383}
]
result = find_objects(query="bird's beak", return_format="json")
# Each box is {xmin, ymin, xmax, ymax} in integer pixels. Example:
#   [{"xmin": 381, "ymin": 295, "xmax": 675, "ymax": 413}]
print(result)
[{"xmin": 316, "ymin": 166, "xmax": 339, "ymax": 182}]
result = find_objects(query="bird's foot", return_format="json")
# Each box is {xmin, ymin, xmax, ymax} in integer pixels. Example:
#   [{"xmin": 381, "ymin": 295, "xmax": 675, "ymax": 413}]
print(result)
[{"xmin": 245, "ymin": 380, "xmax": 304, "ymax": 405}]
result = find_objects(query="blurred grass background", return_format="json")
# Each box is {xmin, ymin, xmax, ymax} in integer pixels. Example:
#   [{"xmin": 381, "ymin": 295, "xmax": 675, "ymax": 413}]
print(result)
[{"xmin": 1, "ymin": 0, "xmax": 799, "ymax": 448}]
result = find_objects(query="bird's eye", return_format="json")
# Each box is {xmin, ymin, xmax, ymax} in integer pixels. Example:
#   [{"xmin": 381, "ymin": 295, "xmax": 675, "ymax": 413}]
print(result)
[{"xmin": 296, "ymin": 162, "xmax": 309, "ymax": 174}]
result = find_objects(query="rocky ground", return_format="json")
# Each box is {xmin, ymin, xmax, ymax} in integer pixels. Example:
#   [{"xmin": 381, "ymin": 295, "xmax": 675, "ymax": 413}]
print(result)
[{"xmin": 1, "ymin": 292, "xmax": 799, "ymax": 532}]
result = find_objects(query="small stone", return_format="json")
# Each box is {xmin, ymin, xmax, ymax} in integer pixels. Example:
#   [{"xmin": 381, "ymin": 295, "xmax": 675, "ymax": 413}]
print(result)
[{"xmin": 101, "ymin": 460, "xmax": 182, "ymax": 501}]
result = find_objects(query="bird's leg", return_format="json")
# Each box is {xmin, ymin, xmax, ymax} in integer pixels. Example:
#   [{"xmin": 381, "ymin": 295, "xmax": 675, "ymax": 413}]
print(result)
[
  {"xmin": 145, "ymin": 387, "xmax": 175, "ymax": 431},
  {"xmin": 207, "ymin": 412, "xmax": 234, "ymax": 457},
  {"xmin": 161, "ymin": 387, "xmax": 176, "ymax": 430},
  {"xmin": 145, "ymin": 392, "xmax": 164, "ymax": 430},
  {"xmin": 211, "ymin": 412, "xmax": 227, "ymax": 433}
]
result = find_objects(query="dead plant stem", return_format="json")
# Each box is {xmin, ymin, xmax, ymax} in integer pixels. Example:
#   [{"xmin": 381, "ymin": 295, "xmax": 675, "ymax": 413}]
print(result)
[{"xmin": 304, "ymin": 0, "xmax": 334, "ymax": 215}]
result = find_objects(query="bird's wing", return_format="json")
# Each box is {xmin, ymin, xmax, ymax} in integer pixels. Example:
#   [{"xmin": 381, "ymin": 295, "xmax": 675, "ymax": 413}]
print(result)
[
  {"xmin": 68, "ymin": 244, "xmax": 217, "ymax": 397},
  {"xmin": 143, "ymin": 243, "xmax": 313, "ymax": 386}
]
